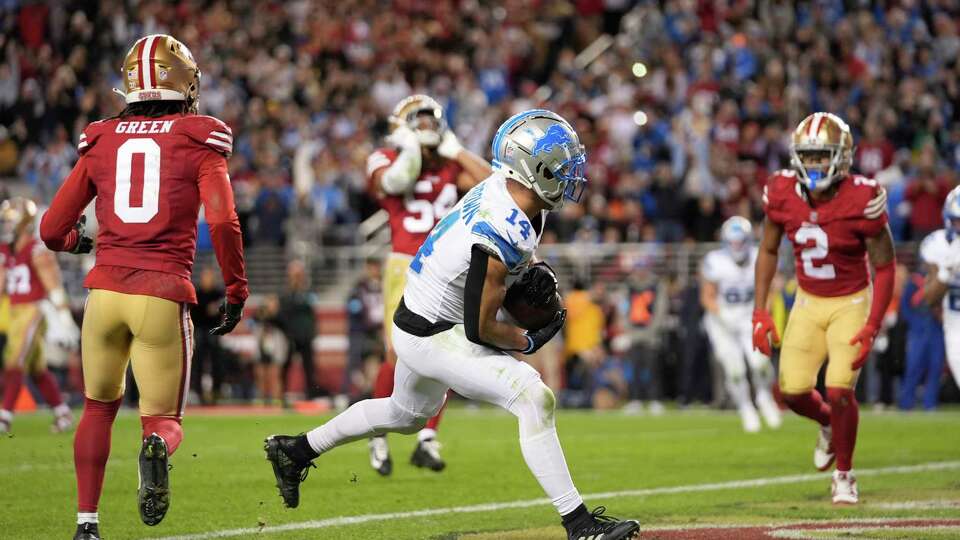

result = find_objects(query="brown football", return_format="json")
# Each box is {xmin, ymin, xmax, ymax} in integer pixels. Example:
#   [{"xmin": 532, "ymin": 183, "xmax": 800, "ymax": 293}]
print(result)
[{"xmin": 503, "ymin": 289, "xmax": 564, "ymax": 331}]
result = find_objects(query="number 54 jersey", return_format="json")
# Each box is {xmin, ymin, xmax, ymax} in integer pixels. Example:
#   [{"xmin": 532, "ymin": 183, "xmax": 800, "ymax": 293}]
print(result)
[{"xmin": 763, "ymin": 170, "xmax": 887, "ymax": 297}]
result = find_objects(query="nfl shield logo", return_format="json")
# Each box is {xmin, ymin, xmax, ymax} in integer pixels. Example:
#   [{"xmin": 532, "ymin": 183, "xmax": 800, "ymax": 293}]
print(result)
[{"xmin": 810, "ymin": 211, "xmax": 818, "ymax": 223}]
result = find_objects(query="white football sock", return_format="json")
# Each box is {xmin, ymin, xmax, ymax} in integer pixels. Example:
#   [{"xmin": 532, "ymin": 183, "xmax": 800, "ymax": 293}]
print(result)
[
  {"xmin": 417, "ymin": 428, "xmax": 437, "ymax": 442},
  {"xmin": 77, "ymin": 512, "xmax": 98, "ymax": 524},
  {"xmin": 509, "ymin": 383, "xmax": 583, "ymax": 515},
  {"xmin": 306, "ymin": 397, "xmax": 420, "ymax": 455},
  {"xmin": 54, "ymin": 403, "xmax": 71, "ymax": 416},
  {"xmin": 725, "ymin": 376, "xmax": 751, "ymax": 409}
]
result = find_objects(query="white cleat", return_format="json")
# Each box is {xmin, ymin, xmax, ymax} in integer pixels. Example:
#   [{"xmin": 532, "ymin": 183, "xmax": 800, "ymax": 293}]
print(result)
[
  {"xmin": 52, "ymin": 411, "xmax": 75, "ymax": 433},
  {"xmin": 739, "ymin": 405, "xmax": 762, "ymax": 433},
  {"xmin": 814, "ymin": 425, "xmax": 835, "ymax": 471},
  {"xmin": 756, "ymin": 392, "xmax": 782, "ymax": 429},
  {"xmin": 368, "ymin": 436, "xmax": 392, "ymax": 476},
  {"xmin": 832, "ymin": 470, "xmax": 858, "ymax": 504}
]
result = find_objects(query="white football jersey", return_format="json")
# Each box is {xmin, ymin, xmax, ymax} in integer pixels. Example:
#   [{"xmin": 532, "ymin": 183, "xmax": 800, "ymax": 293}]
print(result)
[
  {"xmin": 920, "ymin": 229, "xmax": 960, "ymax": 318},
  {"xmin": 403, "ymin": 172, "xmax": 545, "ymax": 324},
  {"xmin": 701, "ymin": 246, "xmax": 758, "ymax": 325}
]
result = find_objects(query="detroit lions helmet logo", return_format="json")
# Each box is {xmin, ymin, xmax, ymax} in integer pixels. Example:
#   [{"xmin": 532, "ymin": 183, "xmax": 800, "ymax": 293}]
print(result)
[{"xmin": 531, "ymin": 124, "xmax": 572, "ymax": 157}]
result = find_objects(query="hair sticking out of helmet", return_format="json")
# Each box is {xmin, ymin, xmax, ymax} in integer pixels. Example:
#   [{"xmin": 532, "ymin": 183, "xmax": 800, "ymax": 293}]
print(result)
[
  {"xmin": 389, "ymin": 95, "xmax": 447, "ymax": 147},
  {"xmin": 0, "ymin": 197, "xmax": 38, "ymax": 244},
  {"xmin": 113, "ymin": 34, "xmax": 201, "ymax": 114},
  {"xmin": 789, "ymin": 112, "xmax": 853, "ymax": 192},
  {"xmin": 490, "ymin": 109, "xmax": 587, "ymax": 211},
  {"xmin": 944, "ymin": 185, "xmax": 960, "ymax": 239},
  {"xmin": 720, "ymin": 216, "xmax": 753, "ymax": 263}
]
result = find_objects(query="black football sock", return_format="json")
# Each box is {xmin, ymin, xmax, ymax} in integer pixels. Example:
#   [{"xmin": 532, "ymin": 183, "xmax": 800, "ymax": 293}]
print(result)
[
  {"xmin": 293, "ymin": 434, "xmax": 320, "ymax": 463},
  {"xmin": 561, "ymin": 503, "xmax": 590, "ymax": 530}
]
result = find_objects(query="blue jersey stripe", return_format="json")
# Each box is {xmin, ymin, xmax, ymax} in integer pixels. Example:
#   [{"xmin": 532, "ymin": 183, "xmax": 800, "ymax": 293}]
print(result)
[{"xmin": 471, "ymin": 221, "xmax": 522, "ymax": 269}]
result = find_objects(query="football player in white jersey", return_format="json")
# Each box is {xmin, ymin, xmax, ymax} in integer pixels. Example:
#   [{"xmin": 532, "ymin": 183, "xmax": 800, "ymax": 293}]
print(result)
[
  {"xmin": 919, "ymin": 185, "xmax": 960, "ymax": 385},
  {"xmin": 701, "ymin": 217, "xmax": 781, "ymax": 432},
  {"xmin": 264, "ymin": 110, "xmax": 640, "ymax": 540}
]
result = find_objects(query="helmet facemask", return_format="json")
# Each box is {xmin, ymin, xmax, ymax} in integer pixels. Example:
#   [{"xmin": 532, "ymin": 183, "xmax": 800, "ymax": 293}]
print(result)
[
  {"xmin": 791, "ymin": 146, "xmax": 850, "ymax": 192},
  {"xmin": 409, "ymin": 109, "xmax": 444, "ymax": 147}
]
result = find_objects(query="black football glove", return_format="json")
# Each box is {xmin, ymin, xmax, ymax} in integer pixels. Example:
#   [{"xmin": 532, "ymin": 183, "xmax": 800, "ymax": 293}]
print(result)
[
  {"xmin": 520, "ymin": 309, "xmax": 566, "ymax": 355},
  {"xmin": 517, "ymin": 262, "xmax": 558, "ymax": 308},
  {"xmin": 70, "ymin": 216, "xmax": 94, "ymax": 254},
  {"xmin": 210, "ymin": 300, "xmax": 244, "ymax": 335}
]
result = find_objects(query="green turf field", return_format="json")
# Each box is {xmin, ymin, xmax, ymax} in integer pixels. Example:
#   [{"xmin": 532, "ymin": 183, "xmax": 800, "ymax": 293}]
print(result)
[{"xmin": 2, "ymin": 407, "xmax": 959, "ymax": 539}]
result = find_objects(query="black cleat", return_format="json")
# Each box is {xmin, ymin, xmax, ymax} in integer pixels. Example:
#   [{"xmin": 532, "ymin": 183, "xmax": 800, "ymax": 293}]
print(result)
[
  {"xmin": 138, "ymin": 433, "xmax": 171, "ymax": 526},
  {"xmin": 567, "ymin": 506, "xmax": 640, "ymax": 540},
  {"xmin": 73, "ymin": 522, "xmax": 100, "ymax": 540},
  {"xmin": 410, "ymin": 438, "xmax": 446, "ymax": 472},
  {"xmin": 265, "ymin": 435, "xmax": 316, "ymax": 508},
  {"xmin": 368, "ymin": 435, "xmax": 392, "ymax": 476}
]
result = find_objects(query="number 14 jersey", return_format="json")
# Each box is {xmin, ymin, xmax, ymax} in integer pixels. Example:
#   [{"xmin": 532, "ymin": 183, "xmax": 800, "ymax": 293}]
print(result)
[
  {"xmin": 39, "ymin": 113, "xmax": 248, "ymax": 305},
  {"xmin": 763, "ymin": 170, "xmax": 886, "ymax": 297}
]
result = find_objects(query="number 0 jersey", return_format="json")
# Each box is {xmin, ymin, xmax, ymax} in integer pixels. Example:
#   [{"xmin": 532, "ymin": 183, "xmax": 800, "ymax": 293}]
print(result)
[
  {"xmin": 763, "ymin": 170, "xmax": 886, "ymax": 297},
  {"xmin": 701, "ymin": 246, "xmax": 757, "ymax": 326},
  {"xmin": 403, "ymin": 172, "xmax": 545, "ymax": 324},
  {"xmin": 39, "ymin": 113, "xmax": 248, "ymax": 305},
  {"xmin": 0, "ymin": 238, "xmax": 47, "ymax": 304},
  {"xmin": 367, "ymin": 147, "xmax": 463, "ymax": 256}
]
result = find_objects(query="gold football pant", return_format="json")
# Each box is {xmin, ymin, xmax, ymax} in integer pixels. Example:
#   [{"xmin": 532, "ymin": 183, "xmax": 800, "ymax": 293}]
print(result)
[
  {"xmin": 779, "ymin": 287, "xmax": 869, "ymax": 394},
  {"xmin": 382, "ymin": 253, "xmax": 412, "ymax": 354},
  {"xmin": 3, "ymin": 303, "xmax": 46, "ymax": 374},
  {"xmin": 81, "ymin": 289, "xmax": 192, "ymax": 417}
]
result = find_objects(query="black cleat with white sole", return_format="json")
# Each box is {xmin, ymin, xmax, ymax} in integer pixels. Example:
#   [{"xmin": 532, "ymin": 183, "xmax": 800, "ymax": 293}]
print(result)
[
  {"xmin": 264, "ymin": 435, "xmax": 316, "ymax": 508},
  {"xmin": 138, "ymin": 433, "xmax": 171, "ymax": 526},
  {"xmin": 566, "ymin": 506, "xmax": 640, "ymax": 540},
  {"xmin": 410, "ymin": 438, "xmax": 446, "ymax": 472},
  {"xmin": 73, "ymin": 522, "xmax": 100, "ymax": 540}
]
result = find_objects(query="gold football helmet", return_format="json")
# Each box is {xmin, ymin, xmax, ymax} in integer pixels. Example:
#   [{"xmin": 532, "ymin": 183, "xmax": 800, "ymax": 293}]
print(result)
[
  {"xmin": 790, "ymin": 112, "xmax": 854, "ymax": 191},
  {"xmin": 389, "ymin": 94, "xmax": 447, "ymax": 147},
  {"xmin": 113, "ymin": 34, "xmax": 201, "ymax": 113},
  {"xmin": 0, "ymin": 197, "xmax": 38, "ymax": 244}
]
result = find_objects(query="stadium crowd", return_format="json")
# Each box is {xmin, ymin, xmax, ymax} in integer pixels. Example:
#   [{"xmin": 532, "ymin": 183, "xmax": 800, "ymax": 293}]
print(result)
[{"xmin": 2, "ymin": 1, "xmax": 960, "ymax": 409}]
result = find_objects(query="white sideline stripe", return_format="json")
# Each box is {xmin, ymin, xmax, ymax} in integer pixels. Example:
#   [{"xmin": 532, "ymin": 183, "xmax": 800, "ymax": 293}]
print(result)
[
  {"xmin": 149, "ymin": 460, "xmax": 960, "ymax": 540},
  {"xmin": 771, "ymin": 524, "xmax": 960, "ymax": 539}
]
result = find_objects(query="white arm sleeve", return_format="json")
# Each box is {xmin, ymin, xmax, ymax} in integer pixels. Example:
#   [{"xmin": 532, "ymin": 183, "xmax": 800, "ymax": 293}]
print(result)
[{"xmin": 380, "ymin": 147, "xmax": 422, "ymax": 195}]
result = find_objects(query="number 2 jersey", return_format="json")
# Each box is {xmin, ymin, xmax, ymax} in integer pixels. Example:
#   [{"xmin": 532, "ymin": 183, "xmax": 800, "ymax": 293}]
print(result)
[
  {"xmin": 403, "ymin": 172, "xmax": 545, "ymax": 324},
  {"xmin": 39, "ymin": 113, "xmax": 248, "ymax": 305},
  {"xmin": 763, "ymin": 170, "xmax": 886, "ymax": 297},
  {"xmin": 366, "ymin": 147, "xmax": 462, "ymax": 256}
]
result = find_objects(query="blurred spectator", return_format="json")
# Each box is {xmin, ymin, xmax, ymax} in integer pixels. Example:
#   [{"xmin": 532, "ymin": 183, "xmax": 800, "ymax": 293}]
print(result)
[
  {"xmin": 676, "ymin": 280, "xmax": 712, "ymax": 406},
  {"xmin": 279, "ymin": 260, "xmax": 320, "ymax": 399},
  {"xmin": 190, "ymin": 267, "xmax": 226, "ymax": 405},
  {"xmin": 905, "ymin": 147, "xmax": 952, "ymax": 240},
  {"xmin": 254, "ymin": 295, "xmax": 287, "ymax": 405},
  {"xmin": 898, "ymin": 272, "xmax": 945, "ymax": 411},
  {"xmin": 344, "ymin": 259, "xmax": 383, "ymax": 401},
  {"xmin": 618, "ymin": 260, "xmax": 669, "ymax": 414}
]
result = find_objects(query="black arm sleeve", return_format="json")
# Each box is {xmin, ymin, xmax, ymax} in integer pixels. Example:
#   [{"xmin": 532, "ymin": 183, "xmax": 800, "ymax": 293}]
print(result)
[{"xmin": 464, "ymin": 245, "xmax": 495, "ymax": 347}]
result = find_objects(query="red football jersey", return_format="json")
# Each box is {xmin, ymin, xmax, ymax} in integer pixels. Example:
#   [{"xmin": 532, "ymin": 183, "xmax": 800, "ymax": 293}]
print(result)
[
  {"xmin": 40, "ymin": 113, "xmax": 248, "ymax": 305},
  {"xmin": 0, "ymin": 238, "xmax": 46, "ymax": 304},
  {"xmin": 763, "ymin": 170, "xmax": 887, "ymax": 297},
  {"xmin": 366, "ymin": 147, "xmax": 463, "ymax": 256}
]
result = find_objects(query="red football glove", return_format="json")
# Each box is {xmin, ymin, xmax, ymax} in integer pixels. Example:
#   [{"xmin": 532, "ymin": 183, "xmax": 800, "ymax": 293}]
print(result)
[
  {"xmin": 849, "ymin": 322, "xmax": 879, "ymax": 370},
  {"xmin": 752, "ymin": 309, "xmax": 779, "ymax": 356}
]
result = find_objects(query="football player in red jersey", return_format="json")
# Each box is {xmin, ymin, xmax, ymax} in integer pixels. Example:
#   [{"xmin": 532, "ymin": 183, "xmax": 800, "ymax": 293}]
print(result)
[
  {"xmin": 38, "ymin": 35, "xmax": 248, "ymax": 540},
  {"xmin": 0, "ymin": 197, "xmax": 78, "ymax": 434},
  {"xmin": 753, "ymin": 113, "xmax": 895, "ymax": 505},
  {"xmin": 365, "ymin": 95, "xmax": 490, "ymax": 475}
]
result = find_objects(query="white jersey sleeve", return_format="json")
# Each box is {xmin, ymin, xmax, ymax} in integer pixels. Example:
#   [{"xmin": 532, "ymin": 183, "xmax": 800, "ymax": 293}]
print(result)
[
  {"xmin": 701, "ymin": 250, "xmax": 723, "ymax": 283},
  {"xmin": 920, "ymin": 229, "xmax": 950, "ymax": 267}
]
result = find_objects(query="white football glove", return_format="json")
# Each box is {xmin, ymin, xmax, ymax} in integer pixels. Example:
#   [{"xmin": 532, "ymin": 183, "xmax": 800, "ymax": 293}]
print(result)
[
  {"xmin": 863, "ymin": 187, "xmax": 888, "ymax": 219},
  {"xmin": 436, "ymin": 130, "xmax": 464, "ymax": 160},
  {"xmin": 385, "ymin": 125, "xmax": 421, "ymax": 155},
  {"xmin": 45, "ymin": 306, "xmax": 80, "ymax": 350}
]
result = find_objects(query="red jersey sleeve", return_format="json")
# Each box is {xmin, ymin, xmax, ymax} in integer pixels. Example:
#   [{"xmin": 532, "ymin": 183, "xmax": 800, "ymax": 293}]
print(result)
[
  {"xmin": 39, "ymin": 156, "xmax": 96, "ymax": 252},
  {"xmin": 181, "ymin": 115, "xmax": 233, "ymax": 157},
  {"xmin": 198, "ymin": 153, "xmax": 248, "ymax": 304},
  {"xmin": 849, "ymin": 176, "xmax": 888, "ymax": 238},
  {"xmin": 762, "ymin": 170, "xmax": 795, "ymax": 225}
]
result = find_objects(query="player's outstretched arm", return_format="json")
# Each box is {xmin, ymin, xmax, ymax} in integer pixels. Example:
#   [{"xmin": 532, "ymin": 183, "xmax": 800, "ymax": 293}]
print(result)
[
  {"xmin": 752, "ymin": 218, "xmax": 782, "ymax": 355},
  {"xmin": 377, "ymin": 126, "xmax": 422, "ymax": 195},
  {"xmin": 463, "ymin": 246, "xmax": 564, "ymax": 354},
  {"xmin": 850, "ymin": 226, "xmax": 897, "ymax": 369},
  {"xmin": 198, "ymin": 153, "xmax": 249, "ymax": 334},
  {"xmin": 39, "ymin": 157, "xmax": 96, "ymax": 253},
  {"xmin": 700, "ymin": 278, "xmax": 719, "ymax": 315}
]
